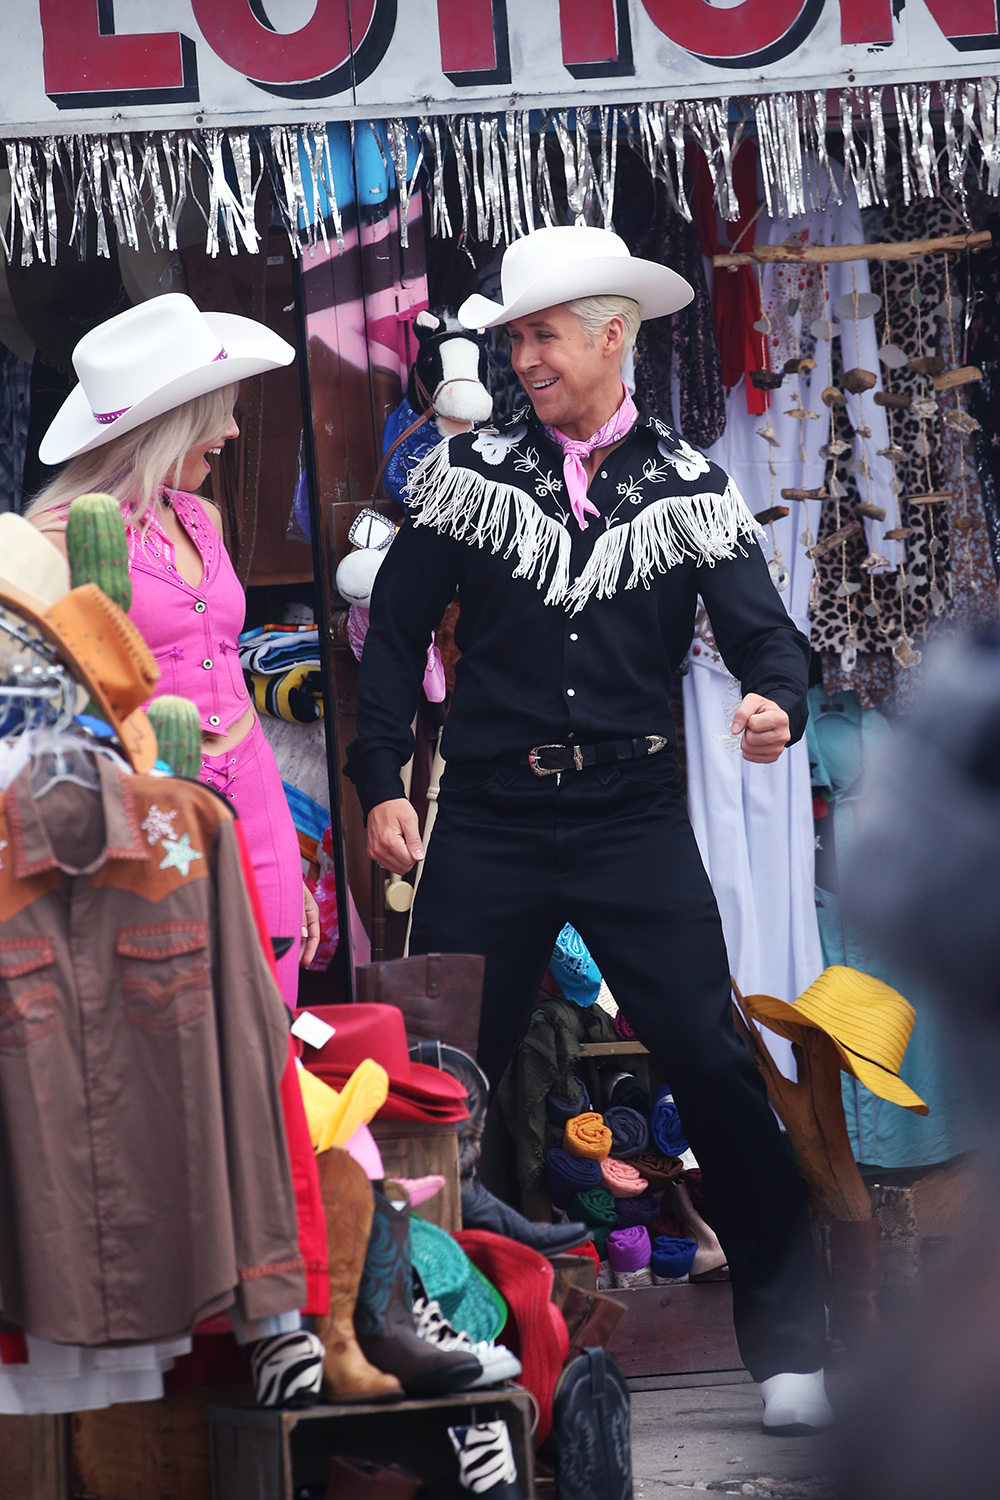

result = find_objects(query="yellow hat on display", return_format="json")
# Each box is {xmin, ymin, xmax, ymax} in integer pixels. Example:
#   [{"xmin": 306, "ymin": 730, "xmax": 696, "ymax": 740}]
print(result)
[{"xmin": 742, "ymin": 966, "xmax": 927, "ymax": 1114}]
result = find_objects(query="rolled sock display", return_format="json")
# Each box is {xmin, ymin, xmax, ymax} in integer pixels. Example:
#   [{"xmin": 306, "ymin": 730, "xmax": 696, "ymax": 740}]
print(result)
[
  {"xmin": 607, "ymin": 1073, "xmax": 651, "ymax": 1116},
  {"xmin": 603, "ymin": 1105, "xmax": 649, "ymax": 1159},
  {"xmin": 613, "ymin": 1192, "xmax": 661, "ymax": 1229},
  {"xmin": 600, "ymin": 1157, "xmax": 648, "ymax": 1198},
  {"xmin": 650, "ymin": 1087, "xmax": 689, "ymax": 1157},
  {"xmin": 651, "ymin": 1235, "xmax": 699, "ymax": 1283},
  {"xmin": 545, "ymin": 1077, "xmax": 591, "ymax": 1126},
  {"xmin": 545, "ymin": 1147, "xmax": 602, "ymax": 1210},
  {"xmin": 606, "ymin": 1225, "xmax": 653, "ymax": 1289},
  {"xmin": 563, "ymin": 1112, "xmax": 613, "ymax": 1161},
  {"xmin": 567, "ymin": 1186, "xmax": 617, "ymax": 1258}
]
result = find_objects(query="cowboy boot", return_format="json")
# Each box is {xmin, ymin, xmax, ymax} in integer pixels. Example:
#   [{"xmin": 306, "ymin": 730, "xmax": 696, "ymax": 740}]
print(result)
[
  {"xmin": 461, "ymin": 1177, "xmax": 591, "ymax": 1254},
  {"xmin": 314, "ymin": 1147, "xmax": 403, "ymax": 1403},
  {"xmin": 561, "ymin": 1285, "xmax": 628, "ymax": 1364},
  {"xmin": 324, "ymin": 1456, "xmax": 423, "ymax": 1499},
  {"xmin": 354, "ymin": 1182, "xmax": 484, "ymax": 1397},
  {"xmin": 829, "ymin": 1217, "xmax": 881, "ymax": 1346}
]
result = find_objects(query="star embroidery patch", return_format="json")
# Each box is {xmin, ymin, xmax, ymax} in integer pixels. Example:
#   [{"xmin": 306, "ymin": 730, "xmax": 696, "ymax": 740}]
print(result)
[
  {"xmin": 159, "ymin": 833, "xmax": 203, "ymax": 877},
  {"xmin": 141, "ymin": 804, "xmax": 178, "ymax": 845}
]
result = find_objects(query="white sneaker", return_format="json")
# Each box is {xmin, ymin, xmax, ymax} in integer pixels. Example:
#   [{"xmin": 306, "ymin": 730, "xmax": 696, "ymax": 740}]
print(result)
[
  {"xmin": 760, "ymin": 1369, "xmax": 834, "ymax": 1433},
  {"xmin": 413, "ymin": 1297, "xmax": 523, "ymax": 1387}
]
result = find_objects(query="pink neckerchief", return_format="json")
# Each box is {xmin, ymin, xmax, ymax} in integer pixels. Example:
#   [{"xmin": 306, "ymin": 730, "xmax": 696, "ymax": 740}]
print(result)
[{"xmin": 543, "ymin": 386, "xmax": 639, "ymax": 530}]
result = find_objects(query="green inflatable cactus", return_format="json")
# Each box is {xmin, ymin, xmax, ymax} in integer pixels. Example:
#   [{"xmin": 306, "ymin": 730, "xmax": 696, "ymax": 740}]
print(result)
[
  {"xmin": 146, "ymin": 696, "xmax": 203, "ymax": 780},
  {"xmin": 66, "ymin": 492, "xmax": 132, "ymax": 615}
]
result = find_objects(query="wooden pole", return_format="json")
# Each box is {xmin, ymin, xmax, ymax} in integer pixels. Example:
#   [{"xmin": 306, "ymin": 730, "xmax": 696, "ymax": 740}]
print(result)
[{"xmin": 714, "ymin": 229, "xmax": 991, "ymax": 269}]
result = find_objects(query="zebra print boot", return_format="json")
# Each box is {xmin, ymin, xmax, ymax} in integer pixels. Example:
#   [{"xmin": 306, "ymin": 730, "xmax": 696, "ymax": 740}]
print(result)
[
  {"xmin": 249, "ymin": 1330, "xmax": 324, "ymax": 1409},
  {"xmin": 448, "ymin": 1421, "xmax": 524, "ymax": 1497}
]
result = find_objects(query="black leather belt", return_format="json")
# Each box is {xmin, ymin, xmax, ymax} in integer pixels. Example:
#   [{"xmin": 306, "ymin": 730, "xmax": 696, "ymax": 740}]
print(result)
[{"xmin": 521, "ymin": 735, "xmax": 669, "ymax": 777}]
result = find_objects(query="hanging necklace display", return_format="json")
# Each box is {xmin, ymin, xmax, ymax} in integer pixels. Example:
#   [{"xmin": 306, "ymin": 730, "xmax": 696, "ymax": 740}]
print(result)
[{"xmin": 873, "ymin": 262, "xmax": 922, "ymax": 664}]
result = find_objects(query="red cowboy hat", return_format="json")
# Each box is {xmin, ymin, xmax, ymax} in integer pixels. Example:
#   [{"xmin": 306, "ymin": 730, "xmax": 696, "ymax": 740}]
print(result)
[
  {"xmin": 455, "ymin": 1230, "xmax": 569, "ymax": 1447},
  {"xmin": 296, "ymin": 1004, "xmax": 470, "ymax": 1122}
]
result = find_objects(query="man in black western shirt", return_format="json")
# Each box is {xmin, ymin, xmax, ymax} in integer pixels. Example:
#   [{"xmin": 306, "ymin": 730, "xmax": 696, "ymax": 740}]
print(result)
[{"xmin": 346, "ymin": 226, "xmax": 831, "ymax": 1431}]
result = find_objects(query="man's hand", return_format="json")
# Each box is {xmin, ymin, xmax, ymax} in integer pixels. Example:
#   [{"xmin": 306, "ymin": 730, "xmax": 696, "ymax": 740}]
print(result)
[
  {"xmin": 730, "ymin": 693, "xmax": 791, "ymax": 764},
  {"xmin": 368, "ymin": 798, "xmax": 424, "ymax": 875}
]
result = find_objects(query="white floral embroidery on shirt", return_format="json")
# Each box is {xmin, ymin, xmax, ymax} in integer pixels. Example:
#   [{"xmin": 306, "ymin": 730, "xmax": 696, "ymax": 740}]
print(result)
[
  {"xmin": 471, "ymin": 427, "xmax": 526, "ymax": 466},
  {"xmin": 656, "ymin": 437, "xmax": 712, "ymax": 483},
  {"xmin": 616, "ymin": 476, "xmax": 645, "ymax": 504},
  {"xmin": 141, "ymin": 804, "xmax": 178, "ymax": 845},
  {"xmin": 0, "ymin": 838, "xmax": 7, "ymax": 870}
]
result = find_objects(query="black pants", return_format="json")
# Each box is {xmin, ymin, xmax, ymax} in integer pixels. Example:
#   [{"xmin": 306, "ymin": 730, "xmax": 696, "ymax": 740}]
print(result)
[{"xmin": 409, "ymin": 752, "xmax": 826, "ymax": 1382}]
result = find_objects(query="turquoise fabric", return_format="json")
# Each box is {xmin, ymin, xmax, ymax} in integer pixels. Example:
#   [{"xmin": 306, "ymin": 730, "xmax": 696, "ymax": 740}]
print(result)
[{"xmin": 807, "ymin": 687, "xmax": 971, "ymax": 1170}]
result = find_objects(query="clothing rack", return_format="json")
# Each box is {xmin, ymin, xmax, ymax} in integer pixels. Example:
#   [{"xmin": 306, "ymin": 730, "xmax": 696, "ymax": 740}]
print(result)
[{"xmin": 713, "ymin": 229, "xmax": 991, "ymax": 269}]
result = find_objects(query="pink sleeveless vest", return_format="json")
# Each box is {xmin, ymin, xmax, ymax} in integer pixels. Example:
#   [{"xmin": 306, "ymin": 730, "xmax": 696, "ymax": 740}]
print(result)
[{"xmin": 125, "ymin": 492, "xmax": 251, "ymax": 735}]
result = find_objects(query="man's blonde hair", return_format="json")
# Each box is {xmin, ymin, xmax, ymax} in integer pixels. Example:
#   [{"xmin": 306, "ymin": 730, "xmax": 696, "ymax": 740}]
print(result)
[
  {"xmin": 565, "ymin": 295, "xmax": 641, "ymax": 368},
  {"xmin": 27, "ymin": 385, "xmax": 238, "ymax": 528}
]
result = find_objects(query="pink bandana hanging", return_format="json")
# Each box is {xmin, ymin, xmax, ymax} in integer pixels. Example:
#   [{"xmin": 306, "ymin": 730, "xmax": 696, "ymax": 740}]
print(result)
[{"xmin": 543, "ymin": 386, "xmax": 639, "ymax": 530}]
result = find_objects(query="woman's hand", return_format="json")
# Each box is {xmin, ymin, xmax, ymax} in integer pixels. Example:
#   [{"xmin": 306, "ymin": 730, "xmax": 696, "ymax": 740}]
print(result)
[{"xmin": 301, "ymin": 882, "xmax": 320, "ymax": 967}]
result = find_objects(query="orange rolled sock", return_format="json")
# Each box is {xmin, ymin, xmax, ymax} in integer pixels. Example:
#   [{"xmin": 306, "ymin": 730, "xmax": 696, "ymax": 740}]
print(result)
[{"xmin": 563, "ymin": 1111, "xmax": 613, "ymax": 1161}]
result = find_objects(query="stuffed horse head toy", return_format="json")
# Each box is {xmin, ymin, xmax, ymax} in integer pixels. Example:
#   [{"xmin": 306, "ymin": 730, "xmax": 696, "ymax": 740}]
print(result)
[{"xmin": 407, "ymin": 310, "xmax": 492, "ymax": 433}]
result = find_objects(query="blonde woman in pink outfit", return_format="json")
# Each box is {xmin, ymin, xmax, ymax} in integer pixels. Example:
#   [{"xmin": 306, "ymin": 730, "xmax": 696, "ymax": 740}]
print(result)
[{"xmin": 29, "ymin": 294, "xmax": 319, "ymax": 1005}]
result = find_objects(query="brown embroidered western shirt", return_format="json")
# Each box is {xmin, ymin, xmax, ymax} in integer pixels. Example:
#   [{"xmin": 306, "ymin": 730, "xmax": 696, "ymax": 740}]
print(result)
[{"xmin": 0, "ymin": 757, "xmax": 304, "ymax": 1346}]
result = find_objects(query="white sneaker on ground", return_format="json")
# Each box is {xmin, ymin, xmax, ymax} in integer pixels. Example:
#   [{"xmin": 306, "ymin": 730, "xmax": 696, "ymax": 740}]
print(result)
[
  {"xmin": 760, "ymin": 1369, "xmax": 835, "ymax": 1433},
  {"xmin": 413, "ymin": 1297, "xmax": 523, "ymax": 1387}
]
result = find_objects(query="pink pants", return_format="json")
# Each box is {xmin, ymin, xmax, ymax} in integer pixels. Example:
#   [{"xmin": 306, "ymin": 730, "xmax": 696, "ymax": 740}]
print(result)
[{"xmin": 201, "ymin": 719, "xmax": 302, "ymax": 1007}]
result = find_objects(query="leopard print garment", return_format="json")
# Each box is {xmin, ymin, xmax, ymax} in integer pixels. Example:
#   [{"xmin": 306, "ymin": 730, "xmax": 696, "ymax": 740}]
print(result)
[{"xmin": 816, "ymin": 174, "xmax": 998, "ymax": 710}]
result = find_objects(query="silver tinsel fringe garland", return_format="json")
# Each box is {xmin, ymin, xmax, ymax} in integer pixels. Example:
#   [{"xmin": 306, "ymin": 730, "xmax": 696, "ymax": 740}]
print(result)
[{"xmin": 2, "ymin": 80, "xmax": 999, "ymax": 266}]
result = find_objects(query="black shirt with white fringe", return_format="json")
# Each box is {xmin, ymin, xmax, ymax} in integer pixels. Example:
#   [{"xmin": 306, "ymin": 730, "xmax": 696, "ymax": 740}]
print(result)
[{"xmin": 346, "ymin": 398, "xmax": 810, "ymax": 816}]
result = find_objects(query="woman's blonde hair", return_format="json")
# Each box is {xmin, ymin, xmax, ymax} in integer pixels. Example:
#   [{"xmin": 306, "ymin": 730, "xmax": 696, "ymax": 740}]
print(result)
[
  {"xmin": 27, "ymin": 384, "xmax": 238, "ymax": 529},
  {"xmin": 565, "ymin": 295, "xmax": 641, "ymax": 368}
]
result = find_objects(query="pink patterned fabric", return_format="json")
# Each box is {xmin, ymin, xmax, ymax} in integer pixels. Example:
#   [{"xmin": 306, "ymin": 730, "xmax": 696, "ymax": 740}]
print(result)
[{"xmin": 543, "ymin": 385, "xmax": 639, "ymax": 530}]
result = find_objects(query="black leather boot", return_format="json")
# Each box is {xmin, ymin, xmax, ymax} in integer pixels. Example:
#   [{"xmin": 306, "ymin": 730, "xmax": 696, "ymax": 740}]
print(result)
[
  {"xmin": 354, "ymin": 1182, "xmax": 483, "ymax": 1397},
  {"xmin": 461, "ymin": 1177, "xmax": 591, "ymax": 1253}
]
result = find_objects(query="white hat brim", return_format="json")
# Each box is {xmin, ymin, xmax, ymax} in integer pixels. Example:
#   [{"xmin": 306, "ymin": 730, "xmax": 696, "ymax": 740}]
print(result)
[
  {"xmin": 457, "ymin": 255, "xmax": 694, "ymax": 330},
  {"xmin": 38, "ymin": 312, "xmax": 295, "ymax": 466}
]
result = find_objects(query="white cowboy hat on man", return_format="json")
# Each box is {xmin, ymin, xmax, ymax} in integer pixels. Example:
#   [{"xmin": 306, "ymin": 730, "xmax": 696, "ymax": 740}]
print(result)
[
  {"xmin": 39, "ymin": 292, "xmax": 294, "ymax": 466},
  {"xmin": 457, "ymin": 225, "xmax": 694, "ymax": 330}
]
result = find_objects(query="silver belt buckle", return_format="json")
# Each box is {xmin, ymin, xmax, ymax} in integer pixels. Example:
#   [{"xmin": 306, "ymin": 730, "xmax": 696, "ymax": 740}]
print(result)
[
  {"xmin": 527, "ymin": 743, "xmax": 567, "ymax": 777},
  {"xmin": 646, "ymin": 735, "xmax": 668, "ymax": 756}
]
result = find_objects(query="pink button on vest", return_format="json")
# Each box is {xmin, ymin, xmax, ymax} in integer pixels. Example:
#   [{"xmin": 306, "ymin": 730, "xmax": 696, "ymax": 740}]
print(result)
[{"xmin": 125, "ymin": 492, "xmax": 251, "ymax": 736}]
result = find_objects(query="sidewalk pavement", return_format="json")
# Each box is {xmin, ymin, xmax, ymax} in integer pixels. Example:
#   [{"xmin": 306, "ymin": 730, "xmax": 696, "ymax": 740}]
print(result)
[{"xmin": 631, "ymin": 1380, "xmax": 836, "ymax": 1499}]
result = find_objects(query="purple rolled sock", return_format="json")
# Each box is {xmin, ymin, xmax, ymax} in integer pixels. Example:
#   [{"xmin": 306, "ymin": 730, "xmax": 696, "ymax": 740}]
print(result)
[
  {"xmin": 606, "ymin": 1224, "xmax": 652, "ymax": 1275},
  {"xmin": 614, "ymin": 1192, "xmax": 661, "ymax": 1229}
]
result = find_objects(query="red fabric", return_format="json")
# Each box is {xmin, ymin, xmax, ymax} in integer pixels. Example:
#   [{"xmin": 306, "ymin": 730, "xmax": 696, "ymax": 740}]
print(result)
[
  {"xmin": 563, "ymin": 1240, "xmax": 601, "ymax": 1277},
  {"xmin": 456, "ymin": 1230, "xmax": 569, "ymax": 1447},
  {"xmin": 163, "ymin": 1331, "xmax": 252, "ymax": 1391},
  {"xmin": 0, "ymin": 1330, "xmax": 28, "ymax": 1364},
  {"xmin": 234, "ymin": 819, "xmax": 330, "ymax": 1317},
  {"xmin": 691, "ymin": 139, "xmax": 767, "ymax": 416}
]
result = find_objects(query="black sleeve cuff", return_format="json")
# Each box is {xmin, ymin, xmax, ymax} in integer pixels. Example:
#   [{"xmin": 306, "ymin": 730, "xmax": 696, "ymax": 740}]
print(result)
[{"xmin": 343, "ymin": 744, "xmax": 407, "ymax": 822}]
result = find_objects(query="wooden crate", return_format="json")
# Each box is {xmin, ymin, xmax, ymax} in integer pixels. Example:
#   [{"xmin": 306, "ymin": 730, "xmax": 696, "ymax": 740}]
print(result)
[
  {"xmin": 1, "ymin": 1412, "xmax": 70, "ymax": 1500},
  {"xmin": 604, "ymin": 1282, "xmax": 743, "ymax": 1380},
  {"xmin": 71, "ymin": 1385, "xmax": 247, "ymax": 1500},
  {"xmin": 210, "ymin": 1389, "xmax": 536, "ymax": 1500},
  {"xmin": 371, "ymin": 1118, "xmax": 462, "ymax": 1233}
]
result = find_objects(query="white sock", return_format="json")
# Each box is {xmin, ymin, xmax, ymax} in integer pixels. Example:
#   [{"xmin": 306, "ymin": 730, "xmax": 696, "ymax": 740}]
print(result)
[{"xmin": 759, "ymin": 1370, "xmax": 834, "ymax": 1431}]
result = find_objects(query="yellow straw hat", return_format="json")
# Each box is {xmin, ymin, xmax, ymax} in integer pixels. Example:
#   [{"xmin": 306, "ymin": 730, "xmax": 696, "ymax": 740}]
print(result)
[{"xmin": 742, "ymin": 966, "xmax": 928, "ymax": 1114}]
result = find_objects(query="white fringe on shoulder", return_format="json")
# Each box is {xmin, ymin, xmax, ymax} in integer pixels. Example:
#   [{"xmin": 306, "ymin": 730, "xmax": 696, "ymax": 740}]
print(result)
[{"xmin": 406, "ymin": 443, "xmax": 762, "ymax": 615}]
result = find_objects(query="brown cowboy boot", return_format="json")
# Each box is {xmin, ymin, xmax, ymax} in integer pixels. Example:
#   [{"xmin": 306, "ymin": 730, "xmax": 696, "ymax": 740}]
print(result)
[
  {"xmin": 561, "ymin": 1285, "xmax": 628, "ymax": 1364},
  {"xmin": 314, "ymin": 1147, "xmax": 403, "ymax": 1403}
]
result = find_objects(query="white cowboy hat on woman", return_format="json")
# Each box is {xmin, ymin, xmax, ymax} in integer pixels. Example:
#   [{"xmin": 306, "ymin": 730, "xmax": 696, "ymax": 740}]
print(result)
[
  {"xmin": 39, "ymin": 292, "xmax": 294, "ymax": 466},
  {"xmin": 457, "ymin": 225, "xmax": 694, "ymax": 330}
]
